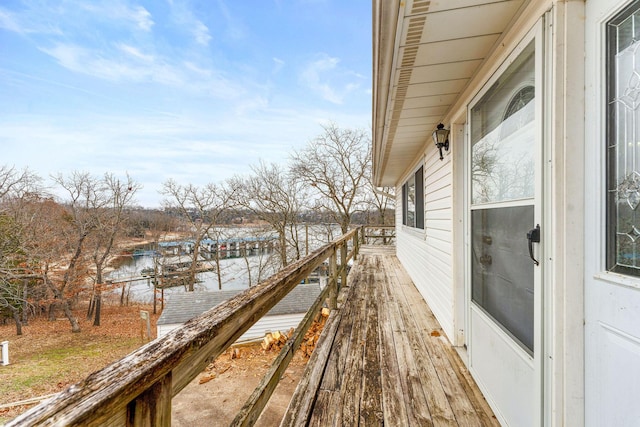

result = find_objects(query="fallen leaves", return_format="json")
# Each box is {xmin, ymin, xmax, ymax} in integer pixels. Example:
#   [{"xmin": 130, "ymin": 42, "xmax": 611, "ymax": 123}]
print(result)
[{"xmin": 0, "ymin": 302, "xmax": 160, "ymax": 422}]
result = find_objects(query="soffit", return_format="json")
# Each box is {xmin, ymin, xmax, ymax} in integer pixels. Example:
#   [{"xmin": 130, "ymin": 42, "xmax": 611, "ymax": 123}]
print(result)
[{"xmin": 372, "ymin": 0, "xmax": 527, "ymax": 186}]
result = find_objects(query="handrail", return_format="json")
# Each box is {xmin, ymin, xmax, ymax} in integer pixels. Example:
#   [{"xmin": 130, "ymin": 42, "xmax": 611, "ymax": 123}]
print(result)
[
  {"xmin": 231, "ymin": 225, "xmax": 386, "ymax": 426},
  {"xmin": 362, "ymin": 225, "xmax": 395, "ymax": 244},
  {"xmin": 8, "ymin": 228, "xmax": 361, "ymax": 427}
]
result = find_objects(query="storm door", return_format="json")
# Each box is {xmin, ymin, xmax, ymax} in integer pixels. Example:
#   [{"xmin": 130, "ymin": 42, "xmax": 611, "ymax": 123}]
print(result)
[{"xmin": 467, "ymin": 34, "xmax": 543, "ymax": 427}]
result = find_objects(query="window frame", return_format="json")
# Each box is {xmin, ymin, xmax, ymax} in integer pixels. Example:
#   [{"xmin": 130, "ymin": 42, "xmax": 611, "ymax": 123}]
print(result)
[{"xmin": 402, "ymin": 165, "xmax": 424, "ymax": 230}]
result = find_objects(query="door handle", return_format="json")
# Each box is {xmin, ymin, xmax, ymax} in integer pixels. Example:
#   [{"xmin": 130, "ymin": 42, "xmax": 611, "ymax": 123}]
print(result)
[{"xmin": 526, "ymin": 224, "xmax": 540, "ymax": 266}]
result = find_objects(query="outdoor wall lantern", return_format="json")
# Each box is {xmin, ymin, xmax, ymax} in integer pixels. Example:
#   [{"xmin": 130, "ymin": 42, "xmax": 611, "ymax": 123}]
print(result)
[{"xmin": 432, "ymin": 123, "xmax": 450, "ymax": 161}]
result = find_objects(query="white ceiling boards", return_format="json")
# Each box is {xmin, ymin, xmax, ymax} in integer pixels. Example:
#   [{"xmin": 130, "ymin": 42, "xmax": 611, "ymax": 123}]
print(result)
[{"xmin": 373, "ymin": 0, "xmax": 527, "ymax": 186}]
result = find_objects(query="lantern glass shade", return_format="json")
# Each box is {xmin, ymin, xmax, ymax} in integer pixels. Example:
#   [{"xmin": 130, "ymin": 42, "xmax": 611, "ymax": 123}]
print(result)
[
  {"xmin": 432, "ymin": 123, "xmax": 449, "ymax": 146},
  {"xmin": 432, "ymin": 123, "xmax": 450, "ymax": 160}
]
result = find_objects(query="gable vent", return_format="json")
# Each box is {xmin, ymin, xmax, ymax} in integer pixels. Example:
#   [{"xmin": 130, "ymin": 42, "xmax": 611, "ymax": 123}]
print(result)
[
  {"xmin": 411, "ymin": 0, "xmax": 430, "ymax": 15},
  {"xmin": 405, "ymin": 16, "xmax": 426, "ymax": 45},
  {"xmin": 401, "ymin": 46, "xmax": 419, "ymax": 68}
]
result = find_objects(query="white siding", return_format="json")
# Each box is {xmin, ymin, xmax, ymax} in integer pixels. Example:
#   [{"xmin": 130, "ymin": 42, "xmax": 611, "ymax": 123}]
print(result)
[
  {"xmin": 397, "ymin": 146, "xmax": 455, "ymax": 340},
  {"xmin": 156, "ymin": 313, "xmax": 305, "ymax": 343}
]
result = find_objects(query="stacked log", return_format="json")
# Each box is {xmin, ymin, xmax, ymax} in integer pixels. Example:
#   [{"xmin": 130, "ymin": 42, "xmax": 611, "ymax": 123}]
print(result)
[
  {"xmin": 299, "ymin": 308, "xmax": 329, "ymax": 358},
  {"xmin": 261, "ymin": 307, "xmax": 331, "ymax": 358},
  {"xmin": 261, "ymin": 328, "xmax": 294, "ymax": 351}
]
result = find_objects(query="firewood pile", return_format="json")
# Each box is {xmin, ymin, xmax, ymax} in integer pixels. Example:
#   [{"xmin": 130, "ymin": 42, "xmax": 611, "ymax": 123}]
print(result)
[
  {"xmin": 261, "ymin": 328, "xmax": 295, "ymax": 352},
  {"xmin": 261, "ymin": 307, "xmax": 330, "ymax": 358}
]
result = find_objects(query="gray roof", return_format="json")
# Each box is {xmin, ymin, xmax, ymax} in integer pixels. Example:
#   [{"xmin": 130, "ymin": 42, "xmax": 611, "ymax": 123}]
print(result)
[{"xmin": 157, "ymin": 283, "xmax": 322, "ymax": 325}]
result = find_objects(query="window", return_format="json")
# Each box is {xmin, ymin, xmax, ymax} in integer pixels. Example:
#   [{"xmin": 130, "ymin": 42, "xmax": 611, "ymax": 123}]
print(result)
[
  {"xmin": 470, "ymin": 42, "xmax": 535, "ymax": 205},
  {"xmin": 470, "ymin": 41, "xmax": 536, "ymax": 352},
  {"xmin": 607, "ymin": 0, "xmax": 640, "ymax": 275},
  {"xmin": 402, "ymin": 166, "xmax": 424, "ymax": 229}
]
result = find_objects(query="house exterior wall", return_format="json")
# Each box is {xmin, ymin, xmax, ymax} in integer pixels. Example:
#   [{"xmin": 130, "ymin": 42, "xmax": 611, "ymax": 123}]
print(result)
[
  {"xmin": 157, "ymin": 313, "xmax": 305, "ymax": 343},
  {"xmin": 396, "ymin": 143, "xmax": 456, "ymax": 341}
]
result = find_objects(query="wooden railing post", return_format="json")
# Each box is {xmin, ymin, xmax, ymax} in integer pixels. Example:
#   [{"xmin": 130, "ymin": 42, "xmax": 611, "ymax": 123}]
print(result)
[
  {"xmin": 352, "ymin": 229, "xmax": 359, "ymax": 261},
  {"xmin": 127, "ymin": 372, "xmax": 172, "ymax": 427},
  {"xmin": 328, "ymin": 248, "xmax": 338, "ymax": 309},
  {"xmin": 231, "ymin": 282, "xmax": 331, "ymax": 427},
  {"xmin": 340, "ymin": 242, "xmax": 347, "ymax": 290}
]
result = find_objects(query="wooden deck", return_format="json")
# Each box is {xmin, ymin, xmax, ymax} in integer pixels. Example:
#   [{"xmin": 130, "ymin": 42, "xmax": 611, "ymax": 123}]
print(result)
[{"xmin": 282, "ymin": 245, "xmax": 499, "ymax": 426}]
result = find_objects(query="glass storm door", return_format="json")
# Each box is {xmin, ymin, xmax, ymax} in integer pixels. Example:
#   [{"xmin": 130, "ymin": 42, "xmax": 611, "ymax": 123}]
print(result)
[{"xmin": 467, "ymin": 36, "xmax": 542, "ymax": 427}]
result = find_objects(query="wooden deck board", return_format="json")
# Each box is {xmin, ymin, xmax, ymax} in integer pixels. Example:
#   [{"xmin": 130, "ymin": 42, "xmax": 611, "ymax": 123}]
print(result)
[
  {"xmin": 378, "ymin": 266, "xmax": 410, "ymax": 427},
  {"xmin": 337, "ymin": 267, "xmax": 369, "ymax": 426},
  {"xmin": 360, "ymin": 263, "xmax": 383, "ymax": 425},
  {"xmin": 389, "ymin": 257, "xmax": 478, "ymax": 426},
  {"xmin": 281, "ymin": 245, "xmax": 499, "ymax": 427},
  {"xmin": 381, "ymin": 261, "xmax": 434, "ymax": 426},
  {"xmin": 393, "ymin": 261, "xmax": 498, "ymax": 426}
]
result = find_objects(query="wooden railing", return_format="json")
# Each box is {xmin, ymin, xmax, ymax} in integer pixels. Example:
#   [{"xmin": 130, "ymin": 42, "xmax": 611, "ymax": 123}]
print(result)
[
  {"xmin": 362, "ymin": 225, "xmax": 395, "ymax": 245},
  {"xmin": 8, "ymin": 227, "xmax": 363, "ymax": 427}
]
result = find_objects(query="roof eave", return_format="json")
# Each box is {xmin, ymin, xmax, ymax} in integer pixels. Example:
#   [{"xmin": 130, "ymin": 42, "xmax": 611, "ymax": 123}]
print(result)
[{"xmin": 372, "ymin": 0, "xmax": 402, "ymax": 188}]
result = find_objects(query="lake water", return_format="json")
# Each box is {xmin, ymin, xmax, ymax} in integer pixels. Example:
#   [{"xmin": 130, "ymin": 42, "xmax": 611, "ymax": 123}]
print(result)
[
  {"xmin": 107, "ymin": 250, "xmax": 279, "ymax": 303},
  {"xmin": 107, "ymin": 225, "xmax": 340, "ymax": 303}
]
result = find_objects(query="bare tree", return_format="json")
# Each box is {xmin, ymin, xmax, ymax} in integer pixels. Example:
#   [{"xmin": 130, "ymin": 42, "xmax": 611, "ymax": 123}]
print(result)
[
  {"xmin": 161, "ymin": 180, "xmax": 232, "ymax": 291},
  {"xmin": 0, "ymin": 166, "xmax": 45, "ymax": 335},
  {"xmin": 0, "ymin": 168, "xmax": 141, "ymax": 333},
  {"xmin": 49, "ymin": 172, "xmax": 113, "ymax": 333},
  {"xmin": 0, "ymin": 165, "xmax": 39, "ymax": 200},
  {"xmin": 237, "ymin": 225, "xmax": 278, "ymax": 286},
  {"xmin": 228, "ymin": 161, "xmax": 308, "ymax": 267},
  {"xmin": 367, "ymin": 184, "xmax": 395, "ymax": 226},
  {"xmin": 86, "ymin": 173, "xmax": 140, "ymax": 326},
  {"xmin": 290, "ymin": 122, "xmax": 372, "ymax": 233},
  {"xmin": 0, "ymin": 214, "xmax": 28, "ymax": 335},
  {"xmin": 147, "ymin": 210, "xmax": 179, "ymax": 243}
]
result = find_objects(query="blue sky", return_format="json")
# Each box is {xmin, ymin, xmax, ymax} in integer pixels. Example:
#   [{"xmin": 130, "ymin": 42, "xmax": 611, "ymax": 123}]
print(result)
[{"xmin": 0, "ymin": 0, "xmax": 372, "ymax": 207}]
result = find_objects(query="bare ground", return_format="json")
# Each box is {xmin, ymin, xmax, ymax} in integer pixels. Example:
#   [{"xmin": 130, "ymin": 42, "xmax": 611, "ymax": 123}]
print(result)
[{"xmin": 172, "ymin": 346, "xmax": 307, "ymax": 426}]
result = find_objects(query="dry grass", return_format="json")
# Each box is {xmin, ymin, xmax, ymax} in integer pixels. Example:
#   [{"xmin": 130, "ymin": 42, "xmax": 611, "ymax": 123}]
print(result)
[
  {"xmin": 0, "ymin": 303, "xmax": 160, "ymax": 422},
  {"xmin": 0, "ymin": 299, "xmax": 316, "ymax": 425}
]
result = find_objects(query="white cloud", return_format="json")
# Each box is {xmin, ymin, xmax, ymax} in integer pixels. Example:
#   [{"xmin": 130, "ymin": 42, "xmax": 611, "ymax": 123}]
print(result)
[
  {"xmin": 39, "ymin": 42, "xmax": 241, "ymax": 94},
  {"xmin": 0, "ymin": 1, "xmax": 372, "ymax": 206},
  {"xmin": 0, "ymin": 6, "xmax": 63, "ymax": 35},
  {"xmin": 0, "ymin": 2, "xmax": 153, "ymax": 45},
  {"xmin": 4, "ymin": 1, "xmax": 245, "ymax": 98},
  {"xmin": 41, "ymin": 43, "xmax": 151, "ymax": 82},
  {"xmin": 0, "ymin": 99, "xmax": 371, "ymax": 207},
  {"xmin": 192, "ymin": 20, "xmax": 212, "ymax": 46},
  {"xmin": 184, "ymin": 61, "xmax": 212, "ymax": 77},
  {"xmin": 0, "ymin": 8, "xmax": 23, "ymax": 33},
  {"xmin": 168, "ymin": 1, "xmax": 212, "ymax": 47},
  {"xmin": 216, "ymin": 0, "xmax": 246, "ymax": 40},
  {"xmin": 118, "ymin": 44, "xmax": 154, "ymax": 62},
  {"xmin": 233, "ymin": 96, "xmax": 270, "ymax": 115},
  {"xmin": 76, "ymin": 2, "xmax": 154, "ymax": 33},
  {"xmin": 272, "ymin": 57, "xmax": 285, "ymax": 74},
  {"xmin": 130, "ymin": 6, "xmax": 154, "ymax": 32},
  {"xmin": 300, "ymin": 54, "xmax": 366, "ymax": 105},
  {"xmin": 300, "ymin": 54, "xmax": 344, "ymax": 104}
]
